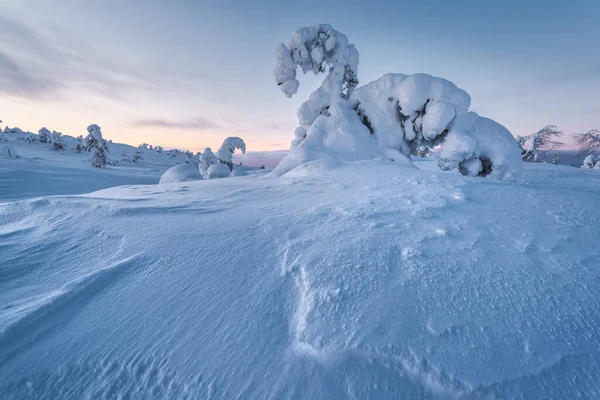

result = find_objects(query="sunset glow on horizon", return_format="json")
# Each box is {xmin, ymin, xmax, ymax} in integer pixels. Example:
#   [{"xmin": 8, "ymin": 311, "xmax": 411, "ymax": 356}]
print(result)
[{"xmin": 1, "ymin": 0, "xmax": 598, "ymax": 152}]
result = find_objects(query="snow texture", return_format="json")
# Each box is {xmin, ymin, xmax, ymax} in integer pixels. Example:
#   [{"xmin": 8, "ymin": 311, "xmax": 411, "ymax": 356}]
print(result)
[{"xmin": 0, "ymin": 159, "xmax": 599, "ymax": 399}]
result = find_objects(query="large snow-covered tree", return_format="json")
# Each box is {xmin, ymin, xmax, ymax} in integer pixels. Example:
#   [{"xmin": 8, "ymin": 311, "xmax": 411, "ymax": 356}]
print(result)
[
  {"xmin": 273, "ymin": 25, "xmax": 522, "ymax": 179},
  {"xmin": 216, "ymin": 137, "xmax": 246, "ymax": 171},
  {"xmin": 577, "ymin": 129, "xmax": 600, "ymax": 157},
  {"xmin": 86, "ymin": 124, "xmax": 109, "ymax": 168}
]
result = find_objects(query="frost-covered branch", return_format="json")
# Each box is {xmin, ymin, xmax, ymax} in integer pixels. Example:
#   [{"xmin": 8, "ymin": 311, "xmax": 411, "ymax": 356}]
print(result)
[{"xmin": 577, "ymin": 129, "xmax": 600, "ymax": 157}]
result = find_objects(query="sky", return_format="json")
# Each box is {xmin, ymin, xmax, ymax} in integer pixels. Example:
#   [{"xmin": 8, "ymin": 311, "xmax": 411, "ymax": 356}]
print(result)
[{"xmin": 0, "ymin": 0, "xmax": 598, "ymax": 152}]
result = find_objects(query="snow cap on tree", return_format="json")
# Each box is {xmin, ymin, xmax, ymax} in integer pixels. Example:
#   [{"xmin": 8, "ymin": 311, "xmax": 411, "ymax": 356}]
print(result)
[{"xmin": 216, "ymin": 137, "xmax": 246, "ymax": 170}]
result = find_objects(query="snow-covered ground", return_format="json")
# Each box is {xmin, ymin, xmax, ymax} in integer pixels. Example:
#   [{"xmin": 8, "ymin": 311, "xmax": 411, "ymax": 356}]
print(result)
[
  {"xmin": 1, "ymin": 147, "xmax": 599, "ymax": 398},
  {"xmin": 0, "ymin": 134, "xmax": 267, "ymax": 203}
]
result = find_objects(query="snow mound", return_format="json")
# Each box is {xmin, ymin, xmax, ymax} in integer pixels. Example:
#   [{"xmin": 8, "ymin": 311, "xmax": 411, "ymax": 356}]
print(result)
[
  {"xmin": 582, "ymin": 154, "xmax": 600, "ymax": 169},
  {"xmin": 230, "ymin": 168, "xmax": 249, "ymax": 177},
  {"xmin": 0, "ymin": 145, "xmax": 19, "ymax": 158},
  {"xmin": 438, "ymin": 112, "xmax": 524, "ymax": 179},
  {"xmin": 206, "ymin": 163, "xmax": 230, "ymax": 179},
  {"xmin": 159, "ymin": 163, "xmax": 203, "ymax": 184}
]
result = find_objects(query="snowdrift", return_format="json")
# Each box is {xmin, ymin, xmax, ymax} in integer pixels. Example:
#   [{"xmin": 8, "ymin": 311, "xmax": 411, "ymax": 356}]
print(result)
[{"xmin": 0, "ymin": 162, "xmax": 599, "ymax": 399}]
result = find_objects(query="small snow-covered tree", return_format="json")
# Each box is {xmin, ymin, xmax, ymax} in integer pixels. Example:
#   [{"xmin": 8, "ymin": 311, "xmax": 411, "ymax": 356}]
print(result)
[
  {"xmin": 216, "ymin": 137, "xmax": 246, "ymax": 171},
  {"xmin": 133, "ymin": 149, "xmax": 143, "ymax": 162},
  {"xmin": 86, "ymin": 124, "xmax": 109, "ymax": 168},
  {"xmin": 49, "ymin": 130, "xmax": 65, "ymax": 150},
  {"xmin": 199, "ymin": 147, "xmax": 218, "ymax": 173},
  {"xmin": 552, "ymin": 152, "xmax": 561, "ymax": 165},
  {"xmin": 24, "ymin": 132, "xmax": 36, "ymax": 143},
  {"xmin": 577, "ymin": 129, "xmax": 600, "ymax": 157},
  {"xmin": 155, "ymin": 145, "xmax": 163, "ymax": 153},
  {"xmin": 75, "ymin": 135, "xmax": 84, "ymax": 153},
  {"xmin": 38, "ymin": 127, "xmax": 51, "ymax": 143}
]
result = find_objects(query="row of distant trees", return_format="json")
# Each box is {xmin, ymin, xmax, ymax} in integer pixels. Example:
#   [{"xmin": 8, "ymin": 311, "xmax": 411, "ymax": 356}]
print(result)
[
  {"xmin": 1, "ymin": 122, "xmax": 109, "ymax": 167},
  {"xmin": 516, "ymin": 126, "xmax": 600, "ymax": 163}
]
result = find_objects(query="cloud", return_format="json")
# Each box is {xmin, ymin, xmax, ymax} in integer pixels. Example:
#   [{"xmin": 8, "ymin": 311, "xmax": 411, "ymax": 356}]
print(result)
[
  {"xmin": 0, "ymin": 50, "xmax": 63, "ymax": 98},
  {"xmin": 132, "ymin": 118, "xmax": 221, "ymax": 131},
  {"xmin": 0, "ymin": 15, "xmax": 196, "ymax": 101}
]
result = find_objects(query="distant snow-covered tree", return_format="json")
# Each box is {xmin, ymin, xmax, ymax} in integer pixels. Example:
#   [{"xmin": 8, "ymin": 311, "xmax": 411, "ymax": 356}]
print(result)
[
  {"xmin": 518, "ymin": 125, "xmax": 563, "ymax": 162},
  {"xmin": 552, "ymin": 152, "xmax": 561, "ymax": 165},
  {"xmin": 75, "ymin": 135, "xmax": 84, "ymax": 153},
  {"xmin": 184, "ymin": 150, "xmax": 196, "ymax": 164},
  {"xmin": 86, "ymin": 124, "xmax": 109, "ymax": 168},
  {"xmin": 577, "ymin": 129, "xmax": 600, "ymax": 157},
  {"xmin": 133, "ymin": 149, "xmax": 144, "ymax": 162},
  {"xmin": 216, "ymin": 137, "xmax": 246, "ymax": 171},
  {"xmin": 155, "ymin": 145, "xmax": 163, "ymax": 153},
  {"xmin": 38, "ymin": 127, "xmax": 51, "ymax": 143},
  {"xmin": 199, "ymin": 147, "xmax": 218, "ymax": 173},
  {"xmin": 49, "ymin": 131, "xmax": 65, "ymax": 150},
  {"xmin": 23, "ymin": 132, "xmax": 35, "ymax": 143}
]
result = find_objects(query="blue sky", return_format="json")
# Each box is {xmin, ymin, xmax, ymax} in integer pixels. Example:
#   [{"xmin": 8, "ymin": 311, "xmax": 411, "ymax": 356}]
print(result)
[{"xmin": 1, "ymin": 0, "xmax": 598, "ymax": 150}]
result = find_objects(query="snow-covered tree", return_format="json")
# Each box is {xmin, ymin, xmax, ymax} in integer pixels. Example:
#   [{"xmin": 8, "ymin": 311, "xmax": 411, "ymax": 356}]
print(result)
[
  {"xmin": 49, "ymin": 130, "xmax": 65, "ymax": 150},
  {"xmin": 38, "ymin": 127, "xmax": 51, "ymax": 143},
  {"xmin": 216, "ymin": 137, "xmax": 246, "ymax": 171},
  {"xmin": 86, "ymin": 124, "xmax": 109, "ymax": 168},
  {"xmin": 184, "ymin": 150, "xmax": 196, "ymax": 164},
  {"xmin": 273, "ymin": 25, "xmax": 522, "ymax": 179},
  {"xmin": 577, "ymin": 129, "xmax": 600, "ymax": 157},
  {"xmin": 133, "ymin": 150, "xmax": 143, "ymax": 162},
  {"xmin": 552, "ymin": 152, "xmax": 561, "ymax": 165},
  {"xmin": 75, "ymin": 135, "xmax": 84, "ymax": 153},
  {"xmin": 199, "ymin": 147, "xmax": 218, "ymax": 173},
  {"xmin": 24, "ymin": 132, "xmax": 36, "ymax": 143},
  {"xmin": 518, "ymin": 125, "xmax": 563, "ymax": 162},
  {"xmin": 155, "ymin": 145, "xmax": 163, "ymax": 153}
]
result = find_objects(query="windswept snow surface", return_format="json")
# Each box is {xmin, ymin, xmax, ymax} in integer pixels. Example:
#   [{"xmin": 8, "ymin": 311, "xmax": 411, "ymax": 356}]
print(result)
[{"xmin": 1, "ymin": 161, "xmax": 599, "ymax": 399}]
